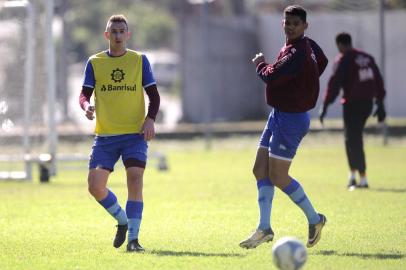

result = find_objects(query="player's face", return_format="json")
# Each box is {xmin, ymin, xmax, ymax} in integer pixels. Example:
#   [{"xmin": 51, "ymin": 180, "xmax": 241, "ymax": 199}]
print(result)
[
  {"xmin": 283, "ymin": 15, "xmax": 308, "ymax": 42},
  {"xmin": 105, "ymin": 21, "xmax": 130, "ymax": 49},
  {"xmin": 337, "ymin": 43, "xmax": 346, "ymax": 54}
]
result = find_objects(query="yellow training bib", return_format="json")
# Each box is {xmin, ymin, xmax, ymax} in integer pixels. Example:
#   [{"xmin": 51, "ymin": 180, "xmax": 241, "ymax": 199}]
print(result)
[{"xmin": 89, "ymin": 50, "xmax": 145, "ymax": 135}]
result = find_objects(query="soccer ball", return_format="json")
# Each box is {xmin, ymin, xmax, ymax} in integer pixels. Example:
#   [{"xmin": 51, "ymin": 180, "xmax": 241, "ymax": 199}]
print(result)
[{"xmin": 272, "ymin": 237, "xmax": 307, "ymax": 270}]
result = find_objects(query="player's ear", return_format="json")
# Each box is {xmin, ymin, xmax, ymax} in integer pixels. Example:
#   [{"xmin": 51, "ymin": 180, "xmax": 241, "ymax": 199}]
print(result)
[
  {"xmin": 104, "ymin": 31, "xmax": 109, "ymax": 40},
  {"xmin": 127, "ymin": 31, "xmax": 132, "ymax": 39},
  {"xmin": 304, "ymin": 22, "xmax": 308, "ymax": 30}
]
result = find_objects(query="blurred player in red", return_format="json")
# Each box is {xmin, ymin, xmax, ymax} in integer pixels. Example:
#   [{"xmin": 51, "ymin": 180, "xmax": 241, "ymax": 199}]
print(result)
[
  {"xmin": 319, "ymin": 32, "xmax": 386, "ymax": 189},
  {"xmin": 240, "ymin": 5, "xmax": 328, "ymax": 249}
]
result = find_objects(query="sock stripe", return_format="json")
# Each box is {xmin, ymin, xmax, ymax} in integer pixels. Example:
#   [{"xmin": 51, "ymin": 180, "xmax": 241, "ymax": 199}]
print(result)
[
  {"xmin": 258, "ymin": 196, "xmax": 267, "ymax": 203},
  {"xmin": 98, "ymin": 190, "xmax": 127, "ymax": 225},
  {"xmin": 295, "ymin": 195, "xmax": 307, "ymax": 205},
  {"xmin": 98, "ymin": 190, "xmax": 116, "ymax": 208},
  {"xmin": 282, "ymin": 179, "xmax": 300, "ymax": 195},
  {"xmin": 113, "ymin": 207, "xmax": 122, "ymax": 217},
  {"xmin": 257, "ymin": 178, "xmax": 273, "ymax": 189},
  {"xmin": 126, "ymin": 201, "xmax": 143, "ymax": 219}
]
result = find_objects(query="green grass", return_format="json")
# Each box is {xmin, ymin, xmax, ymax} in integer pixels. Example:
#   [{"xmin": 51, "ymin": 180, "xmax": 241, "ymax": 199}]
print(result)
[{"xmin": 0, "ymin": 134, "xmax": 405, "ymax": 270}]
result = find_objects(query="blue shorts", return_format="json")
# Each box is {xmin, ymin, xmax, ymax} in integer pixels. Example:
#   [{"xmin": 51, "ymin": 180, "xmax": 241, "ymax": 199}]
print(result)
[
  {"xmin": 89, "ymin": 134, "xmax": 148, "ymax": 171},
  {"xmin": 259, "ymin": 109, "xmax": 310, "ymax": 161}
]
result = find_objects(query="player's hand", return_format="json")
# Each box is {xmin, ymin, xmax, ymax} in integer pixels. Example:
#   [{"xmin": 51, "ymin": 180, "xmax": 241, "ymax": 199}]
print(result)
[
  {"xmin": 85, "ymin": 104, "xmax": 95, "ymax": 120},
  {"xmin": 319, "ymin": 105, "xmax": 327, "ymax": 125},
  {"xmin": 142, "ymin": 117, "xmax": 155, "ymax": 141},
  {"xmin": 373, "ymin": 100, "xmax": 386, "ymax": 123},
  {"xmin": 252, "ymin": 53, "xmax": 265, "ymax": 66}
]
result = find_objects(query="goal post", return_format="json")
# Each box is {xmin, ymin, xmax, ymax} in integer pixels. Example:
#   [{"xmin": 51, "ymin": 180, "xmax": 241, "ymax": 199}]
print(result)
[
  {"xmin": 0, "ymin": 0, "xmax": 35, "ymax": 180},
  {"xmin": 0, "ymin": 0, "xmax": 58, "ymax": 182}
]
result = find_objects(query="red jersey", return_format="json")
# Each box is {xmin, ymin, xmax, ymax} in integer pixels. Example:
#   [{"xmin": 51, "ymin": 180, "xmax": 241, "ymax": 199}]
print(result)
[
  {"xmin": 256, "ymin": 36, "xmax": 328, "ymax": 113},
  {"xmin": 323, "ymin": 48, "xmax": 386, "ymax": 105}
]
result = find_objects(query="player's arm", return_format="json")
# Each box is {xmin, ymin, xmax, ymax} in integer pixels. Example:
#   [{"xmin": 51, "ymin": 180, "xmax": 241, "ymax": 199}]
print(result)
[
  {"xmin": 371, "ymin": 58, "xmax": 386, "ymax": 122},
  {"xmin": 255, "ymin": 48, "xmax": 304, "ymax": 87},
  {"xmin": 309, "ymin": 39, "xmax": 328, "ymax": 75},
  {"xmin": 79, "ymin": 86, "xmax": 95, "ymax": 120},
  {"xmin": 145, "ymin": 85, "xmax": 160, "ymax": 122},
  {"xmin": 371, "ymin": 58, "xmax": 386, "ymax": 101},
  {"xmin": 323, "ymin": 54, "xmax": 349, "ymax": 105},
  {"xmin": 319, "ymin": 55, "xmax": 349, "ymax": 124},
  {"xmin": 80, "ymin": 59, "xmax": 96, "ymax": 120},
  {"xmin": 141, "ymin": 54, "xmax": 160, "ymax": 141}
]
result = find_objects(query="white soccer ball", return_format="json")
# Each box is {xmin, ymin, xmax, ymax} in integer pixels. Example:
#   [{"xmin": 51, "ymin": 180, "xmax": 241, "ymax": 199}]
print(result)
[{"xmin": 272, "ymin": 237, "xmax": 307, "ymax": 270}]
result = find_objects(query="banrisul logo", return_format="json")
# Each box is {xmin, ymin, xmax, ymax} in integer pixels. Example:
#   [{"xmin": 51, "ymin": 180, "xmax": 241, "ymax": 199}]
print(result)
[
  {"xmin": 111, "ymin": 68, "xmax": 125, "ymax": 83},
  {"xmin": 100, "ymin": 68, "xmax": 136, "ymax": 92},
  {"xmin": 100, "ymin": 84, "xmax": 136, "ymax": 92}
]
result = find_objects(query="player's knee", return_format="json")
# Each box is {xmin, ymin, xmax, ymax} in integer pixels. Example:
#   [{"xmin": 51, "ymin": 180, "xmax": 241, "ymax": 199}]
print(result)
[
  {"xmin": 87, "ymin": 184, "xmax": 98, "ymax": 197},
  {"xmin": 252, "ymin": 165, "xmax": 266, "ymax": 180},
  {"xmin": 88, "ymin": 182, "xmax": 105, "ymax": 199},
  {"xmin": 127, "ymin": 173, "xmax": 143, "ymax": 189},
  {"xmin": 269, "ymin": 171, "xmax": 286, "ymax": 188}
]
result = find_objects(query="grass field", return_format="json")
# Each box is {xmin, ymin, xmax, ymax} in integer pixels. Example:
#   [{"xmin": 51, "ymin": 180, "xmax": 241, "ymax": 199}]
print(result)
[{"xmin": 0, "ymin": 133, "xmax": 405, "ymax": 270}]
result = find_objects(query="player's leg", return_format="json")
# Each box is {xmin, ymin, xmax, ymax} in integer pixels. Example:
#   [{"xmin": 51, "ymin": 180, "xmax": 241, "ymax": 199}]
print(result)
[
  {"xmin": 253, "ymin": 147, "xmax": 275, "ymax": 232},
  {"xmin": 88, "ymin": 136, "xmax": 127, "ymax": 248},
  {"xmin": 240, "ymin": 114, "xmax": 275, "ymax": 249},
  {"xmin": 269, "ymin": 110, "xmax": 326, "ymax": 248},
  {"xmin": 121, "ymin": 134, "xmax": 148, "ymax": 252},
  {"xmin": 240, "ymin": 148, "xmax": 275, "ymax": 249},
  {"xmin": 343, "ymin": 101, "xmax": 373, "ymax": 189},
  {"xmin": 125, "ymin": 165, "xmax": 145, "ymax": 252},
  {"xmin": 343, "ymin": 122, "xmax": 358, "ymax": 189},
  {"xmin": 357, "ymin": 100, "xmax": 373, "ymax": 188},
  {"xmin": 344, "ymin": 103, "xmax": 361, "ymax": 188}
]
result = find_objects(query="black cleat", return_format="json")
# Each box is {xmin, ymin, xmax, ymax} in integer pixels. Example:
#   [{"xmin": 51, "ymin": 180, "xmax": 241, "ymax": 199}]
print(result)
[
  {"xmin": 347, "ymin": 179, "xmax": 357, "ymax": 190},
  {"xmin": 127, "ymin": 239, "xmax": 145, "ymax": 252},
  {"xmin": 357, "ymin": 183, "xmax": 369, "ymax": 189},
  {"xmin": 307, "ymin": 214, "xmax": 327, "ymax": 248},
  {"xmin": 113, "ymin": 224, "xmax": 128, "ymax": 248}
]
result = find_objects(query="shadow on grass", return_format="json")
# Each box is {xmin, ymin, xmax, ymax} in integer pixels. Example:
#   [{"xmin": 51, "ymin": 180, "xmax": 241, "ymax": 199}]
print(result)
[
  {"xmin": 314, "ymin": 250, "xmax": 405, "ymax": 260},
  {"xmin": 371, "ymin": 188, "xmax": 406, "ymax": 193},
  {"xmin": 149, "ymin": 249, "xmax": 244, "ymax": 258}
]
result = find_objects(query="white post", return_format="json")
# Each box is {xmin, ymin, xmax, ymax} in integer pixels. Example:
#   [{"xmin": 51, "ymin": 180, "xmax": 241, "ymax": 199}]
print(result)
[
  {"xmin": 3, "ymin": 0, "xmax": 35, "ymax": 180},
  {"xmin": 201, "ymin": 1, "xmax": 212, "ymax": 150},
  {"xmin": 379, "ymin": 0, "xmax": 388, "ymax": 145},
  {"xmin": 46, "ymin": 0, "xmax": 57, "ymax": 175},
  {"xmin": 24, "ymin": 1, "xmax": 35, "ymax": 180},
  {"xmin": 188, "ymin": 0, "xmax": 215, "ymax": 149}
]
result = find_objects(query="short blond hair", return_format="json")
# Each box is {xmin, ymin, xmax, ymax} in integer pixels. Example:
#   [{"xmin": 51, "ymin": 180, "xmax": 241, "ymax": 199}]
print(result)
[{"xmin": 106, "ymin": 14, "xmax": 128, "ymax": 31}]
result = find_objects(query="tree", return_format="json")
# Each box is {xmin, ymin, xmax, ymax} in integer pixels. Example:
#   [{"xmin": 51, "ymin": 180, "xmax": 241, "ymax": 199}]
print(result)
[{"xmin": 65, "ymin": 0, "xmax": 177, "ymax": 61}]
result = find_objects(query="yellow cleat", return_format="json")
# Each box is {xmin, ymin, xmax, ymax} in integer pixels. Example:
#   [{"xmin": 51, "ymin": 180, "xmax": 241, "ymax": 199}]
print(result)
[{"xmin": 239, "ymin": 228, "xmax": 274, "ymax": 249}]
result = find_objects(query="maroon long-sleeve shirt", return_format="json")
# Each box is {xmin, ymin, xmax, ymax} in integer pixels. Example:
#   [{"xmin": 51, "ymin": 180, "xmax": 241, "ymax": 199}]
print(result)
[
  {"xmin": 323, "ymin": 48, "xmax": 386, "ymax": 105},
  {"xmin": 256, "ymin": 36, "xmax": 328, "ymax": 113}
]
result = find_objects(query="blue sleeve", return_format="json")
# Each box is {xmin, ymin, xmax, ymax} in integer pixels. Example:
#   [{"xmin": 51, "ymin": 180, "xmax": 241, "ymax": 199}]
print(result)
[
  {"xmin": 142, "ymin": 55, "xmax": 156, "ymax": 88},
  {"xmin": 82, "ymin": 60, "xmax": 95, "ymax": 89}
]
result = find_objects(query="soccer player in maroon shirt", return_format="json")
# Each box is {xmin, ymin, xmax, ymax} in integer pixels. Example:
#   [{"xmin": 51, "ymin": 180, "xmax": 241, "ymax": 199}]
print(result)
[
  {"xmin": 240, "ymin": 5, "xmax": 328, "ymax": 249},
  {"xmin": 319, "ymin": 32, "xmax": 386, "ymax": 189}
]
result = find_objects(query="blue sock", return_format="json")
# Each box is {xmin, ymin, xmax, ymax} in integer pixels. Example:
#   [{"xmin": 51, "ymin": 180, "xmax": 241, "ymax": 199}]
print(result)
[
  {"xmin": 98, "ymin": 190, "xmax": 127, "ymax": 225},
  {"xmin": 257, "ymin": 178, "xmax": 275, "ymax": 230},
  {"xmin": 126, "ymin": 200, "xmax": 143, "ymax": 242},
  {"xmin": 282, "ymin": 178, "xmax": 320, "ymax": 225}
]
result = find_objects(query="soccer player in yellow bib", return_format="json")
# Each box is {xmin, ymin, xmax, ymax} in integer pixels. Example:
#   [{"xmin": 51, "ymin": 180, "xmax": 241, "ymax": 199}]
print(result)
[{"xmin": 79, "ymin": 15, "xmax": 160, "ymax": 252}]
